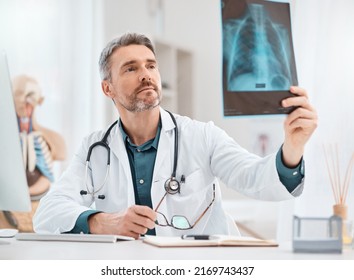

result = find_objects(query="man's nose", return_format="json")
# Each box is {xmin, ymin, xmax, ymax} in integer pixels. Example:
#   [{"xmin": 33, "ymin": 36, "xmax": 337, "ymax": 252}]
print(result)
[
  {"xmin": 139, "ymin": 75, "xmax": 151, "ymax": 82},
  {"xmin": 139, "ymin": 69, "xmax": 152, "ymax": 82}
]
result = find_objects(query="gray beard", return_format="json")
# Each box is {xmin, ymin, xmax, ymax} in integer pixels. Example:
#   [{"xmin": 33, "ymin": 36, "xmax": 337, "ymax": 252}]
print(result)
[{"xmin": 120, "ymin": 94, "xmax": 162, "ymax": 112}]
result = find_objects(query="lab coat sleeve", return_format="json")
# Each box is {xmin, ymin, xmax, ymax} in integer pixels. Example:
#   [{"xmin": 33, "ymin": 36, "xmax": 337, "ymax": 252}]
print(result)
[
  {"xmin": 206, "ymin": 122, "xmax": 302, "ymax": 201},
  {"xmin": 33, "ymin": 133, "xmax": 102, "ymax": 234}
]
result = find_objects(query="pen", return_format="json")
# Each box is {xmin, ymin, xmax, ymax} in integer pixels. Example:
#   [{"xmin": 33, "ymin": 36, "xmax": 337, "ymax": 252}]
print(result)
[{"xmin": 181, "ymin": 234, "xmax": 216, "ymax": 240}]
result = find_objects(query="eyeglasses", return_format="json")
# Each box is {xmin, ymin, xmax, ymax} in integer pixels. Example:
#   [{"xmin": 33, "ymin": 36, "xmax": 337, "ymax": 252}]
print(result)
[{"xmin": 154, "ymin": 184, "xmax": 215, "ymax": 230}]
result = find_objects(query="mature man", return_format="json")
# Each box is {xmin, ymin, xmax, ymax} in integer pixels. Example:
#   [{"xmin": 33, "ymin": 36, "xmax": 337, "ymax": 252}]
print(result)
[{"xmin": 34, "ymin": 33, "xmax": 317, "ymax": 239}]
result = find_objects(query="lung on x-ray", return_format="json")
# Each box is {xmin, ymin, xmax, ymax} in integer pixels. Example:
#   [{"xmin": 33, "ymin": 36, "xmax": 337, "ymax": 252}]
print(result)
[{"xmin": 222, "ymin": 0, "xmax": 298, "ymax": 116}]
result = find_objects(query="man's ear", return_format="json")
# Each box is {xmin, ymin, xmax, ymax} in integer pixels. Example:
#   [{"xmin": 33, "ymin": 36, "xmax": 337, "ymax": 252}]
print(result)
[{"xmin": 101, "ymin": 80, "xmax": 115, "ymax": 98}]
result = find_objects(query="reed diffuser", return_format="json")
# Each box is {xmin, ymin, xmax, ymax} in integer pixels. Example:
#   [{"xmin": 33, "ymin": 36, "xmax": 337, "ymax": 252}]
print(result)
[{"xmin": 323, "ymin": 144, "xmax": 354, "ymax": 244}]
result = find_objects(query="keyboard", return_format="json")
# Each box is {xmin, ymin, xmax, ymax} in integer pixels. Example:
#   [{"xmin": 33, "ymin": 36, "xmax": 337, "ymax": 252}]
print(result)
[{"xmin": 15, "ymin": 233, "xmax": 134, "ymax": 243}]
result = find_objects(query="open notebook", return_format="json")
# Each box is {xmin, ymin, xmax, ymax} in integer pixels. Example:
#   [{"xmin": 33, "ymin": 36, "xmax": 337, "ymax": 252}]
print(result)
[
  {"xmin": 15, "ymin": 233, "xmax": 134, "ymax": 243},
  {"xmin": 143, "ymin": 235, "xmax": 278, "ymax": 248}
]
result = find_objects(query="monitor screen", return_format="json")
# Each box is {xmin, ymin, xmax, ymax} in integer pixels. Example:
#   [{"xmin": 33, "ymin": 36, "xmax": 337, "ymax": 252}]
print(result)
[{"xmin": 0, "ymin": 51, "xmax": 31, "ymax": 212}]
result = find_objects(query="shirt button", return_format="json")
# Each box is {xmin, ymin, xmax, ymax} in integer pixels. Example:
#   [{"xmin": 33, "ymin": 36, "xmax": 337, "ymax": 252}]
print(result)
[
  {"xmin": 139, "ymin": 179, "xmax": 144, "ymax": 184},
  {"xmin": 137, "ymin": 149, "xmax": 141, "ymax": 152},
  {"xmin": 293, "ymin": 171, "xmax": 298, "ymax": 176}
]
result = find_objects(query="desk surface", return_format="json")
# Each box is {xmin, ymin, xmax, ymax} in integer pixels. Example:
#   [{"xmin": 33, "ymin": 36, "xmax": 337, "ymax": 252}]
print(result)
[{"xmin": 1, "ymin": 238, "xmax": 353, "ymax": 260}]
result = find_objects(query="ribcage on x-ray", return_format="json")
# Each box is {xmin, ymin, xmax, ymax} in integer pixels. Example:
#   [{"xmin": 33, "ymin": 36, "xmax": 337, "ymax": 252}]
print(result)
[{"xmin": 223, "ymin": 4, "xmax": 293, "ymax": 91}]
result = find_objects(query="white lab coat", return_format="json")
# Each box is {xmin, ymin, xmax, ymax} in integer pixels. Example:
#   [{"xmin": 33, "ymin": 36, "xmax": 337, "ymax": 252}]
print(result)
[{"xmin": 34, "ymin": 108, "xmax": 303, "ymax": 235}]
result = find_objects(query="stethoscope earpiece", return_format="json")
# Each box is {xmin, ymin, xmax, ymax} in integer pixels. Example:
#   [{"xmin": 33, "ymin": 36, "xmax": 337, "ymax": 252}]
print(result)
[{"xmin": 80, "ymin": 190, "xmax": 105, "ymax": 200}]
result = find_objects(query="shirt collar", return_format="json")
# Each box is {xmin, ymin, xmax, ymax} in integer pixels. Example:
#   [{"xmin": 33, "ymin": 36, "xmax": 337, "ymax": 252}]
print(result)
[{"xmin": 119, "ymin": 117, "xmax": 161, "ymax": 150}]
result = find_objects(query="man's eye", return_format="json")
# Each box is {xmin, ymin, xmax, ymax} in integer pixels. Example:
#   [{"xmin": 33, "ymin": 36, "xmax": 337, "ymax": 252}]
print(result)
[
  {"xmin": 149, "ymin": 64, "xmax": 156, "ymax": 69},
  {"xmin": 125, "ymin": 67, "xmax": 135, "ymax": 72}
]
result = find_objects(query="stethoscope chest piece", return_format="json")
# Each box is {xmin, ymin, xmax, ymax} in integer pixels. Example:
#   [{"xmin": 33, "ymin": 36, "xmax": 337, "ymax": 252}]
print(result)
[{"xmin": 164, "ymin": 177, "xmax": 180, "ymax": 194}]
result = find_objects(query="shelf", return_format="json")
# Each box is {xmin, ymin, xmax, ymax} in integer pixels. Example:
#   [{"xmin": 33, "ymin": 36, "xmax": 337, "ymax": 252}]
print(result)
[{"xmin": 154, "ymin": 39, "xmax": 193, "ymax": 117}]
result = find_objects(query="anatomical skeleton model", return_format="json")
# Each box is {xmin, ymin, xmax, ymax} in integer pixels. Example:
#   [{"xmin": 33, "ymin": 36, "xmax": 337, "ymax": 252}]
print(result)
[{"xmin": 0, "ymin": 75, "xmax": 66, "ymax": 232}]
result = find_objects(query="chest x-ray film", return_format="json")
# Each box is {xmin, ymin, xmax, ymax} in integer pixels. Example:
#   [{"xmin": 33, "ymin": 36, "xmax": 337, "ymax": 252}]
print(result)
[{"xmin": 222, "ymin": 0, "xmax": 298, "ymax": 116}]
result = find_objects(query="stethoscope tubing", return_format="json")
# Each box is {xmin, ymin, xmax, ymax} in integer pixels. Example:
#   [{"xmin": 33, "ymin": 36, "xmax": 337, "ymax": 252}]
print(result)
[
  {"xmin": 81, "ymin": 112, "xmax": 179, "ymax": 199},
  {"xmin": 84, "ymin": 160, "xmax": 110, "ymax": 196}
]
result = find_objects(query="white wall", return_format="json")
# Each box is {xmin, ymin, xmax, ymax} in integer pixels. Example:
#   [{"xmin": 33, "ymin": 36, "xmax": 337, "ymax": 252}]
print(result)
[{"xmin": 291, "ymin": 0, "xmax": 354, "ymax": 219}]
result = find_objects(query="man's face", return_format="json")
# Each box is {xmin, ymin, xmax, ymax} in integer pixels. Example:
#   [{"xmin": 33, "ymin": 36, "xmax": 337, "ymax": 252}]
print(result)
[{"xmin": 107, "ymin": 44, "xmax": 162, "ymax": 113}]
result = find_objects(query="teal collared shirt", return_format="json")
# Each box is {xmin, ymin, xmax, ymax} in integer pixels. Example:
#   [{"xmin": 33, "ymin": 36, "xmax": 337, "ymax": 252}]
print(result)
[
  {"xmin": 120, "ymin": 120, "xmax": 161, "ymax": 236},
  {"xmin": 120, "ymin": 120, "xmax": 161, "ymax": 211},
  {"xmin": 119, "ymin": 120, "xmax": 161, "ymax": 235},
  {"xmin": 276, "ymin": 147, "xmax": 304, "ymax": 193},
  {"xmin": 70, "ymin": 123, "xmax": 303, "ymax": 234}
]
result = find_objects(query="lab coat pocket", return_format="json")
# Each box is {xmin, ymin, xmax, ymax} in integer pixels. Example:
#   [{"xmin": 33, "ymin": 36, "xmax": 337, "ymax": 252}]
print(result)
[
  {"xmin": 180, "ymin": 168, "xmax": 214, "ymax": 195},
  {"xmin": 168, "ymin": 169, "xmax": 214, "ymax": 220}
]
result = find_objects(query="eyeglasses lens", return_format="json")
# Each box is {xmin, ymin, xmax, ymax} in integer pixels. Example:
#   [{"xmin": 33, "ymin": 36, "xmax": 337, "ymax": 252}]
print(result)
[{"xmin": 171, "ymin": 216, "xmax": 190, "ymax": 229}]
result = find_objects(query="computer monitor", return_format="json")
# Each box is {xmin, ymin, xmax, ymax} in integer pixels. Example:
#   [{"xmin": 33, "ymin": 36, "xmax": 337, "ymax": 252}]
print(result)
[{"xmin": 0, "ymin": 51, "xmax": 31, "ymax": 213}]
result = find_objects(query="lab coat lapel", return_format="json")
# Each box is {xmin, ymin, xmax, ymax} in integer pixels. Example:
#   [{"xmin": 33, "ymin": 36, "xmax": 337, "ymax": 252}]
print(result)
[
  {"xmin": 152, "ymin": 109, "xmax": 175, "ymax": 183},
  {"xmin": 109, "ymin": 124, "xmax": 136, "ymax": 206},
  {"xmin": 152, "ymin": 129, "xmax": 173, "ymax": 182},
  {"xmin": 151, "ymin": 109, "xmax": 175, "ymax": 222},
  {"xmin": 107, "ymin": 110, "xmax": 176, "ymax": 213}
]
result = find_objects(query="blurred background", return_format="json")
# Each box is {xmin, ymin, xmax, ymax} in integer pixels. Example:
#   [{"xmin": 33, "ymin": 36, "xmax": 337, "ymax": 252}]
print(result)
[{"xmin": 1, "ymin": 0, "xmax": 353, "ymax": 240}]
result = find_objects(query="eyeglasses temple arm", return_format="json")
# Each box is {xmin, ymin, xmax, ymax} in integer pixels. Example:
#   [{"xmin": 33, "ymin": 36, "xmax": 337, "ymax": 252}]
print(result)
[
  {"xmin": 191, "ymin": 184, "xmax": 216, "ymax": 228},
  {"xmin": 154, "ymin": 191, "xmax": 168, "ymax": 212}
]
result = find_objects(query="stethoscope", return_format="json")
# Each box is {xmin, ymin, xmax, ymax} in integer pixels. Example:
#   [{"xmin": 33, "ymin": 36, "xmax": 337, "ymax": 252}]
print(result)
[{"xmin": 80, "ymin": 111, "xmax": 183, "ymax": 199}]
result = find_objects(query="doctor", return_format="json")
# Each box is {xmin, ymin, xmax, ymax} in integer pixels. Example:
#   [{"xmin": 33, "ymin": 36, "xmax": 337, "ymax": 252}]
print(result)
[{"xmin": 34, "ymin": 33, "xmax": 317, "ymax": 239}]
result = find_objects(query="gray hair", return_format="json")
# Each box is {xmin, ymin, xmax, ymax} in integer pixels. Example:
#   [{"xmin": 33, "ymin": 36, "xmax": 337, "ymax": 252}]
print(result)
[{"xmin": 99, "ymin": 32, "xmax": 155, "ymax": 81}]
